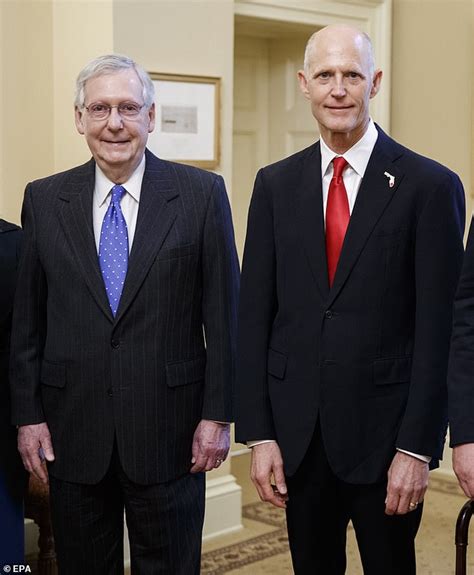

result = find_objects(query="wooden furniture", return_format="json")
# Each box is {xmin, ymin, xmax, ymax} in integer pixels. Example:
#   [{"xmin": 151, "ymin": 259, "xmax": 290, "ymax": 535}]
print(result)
[
  {"xmin": 456, "ymin": 499, "xmax": 474, "ymax": 575},
  {"xmin": 24, "ymin": 473, "xmax": 57, "ymax": 575}
]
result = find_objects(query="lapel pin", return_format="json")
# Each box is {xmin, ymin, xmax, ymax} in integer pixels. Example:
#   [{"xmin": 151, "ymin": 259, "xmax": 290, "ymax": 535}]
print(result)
[{"xmin": 384, "ymin": 171, "xmax": 395, "ymax": 188}]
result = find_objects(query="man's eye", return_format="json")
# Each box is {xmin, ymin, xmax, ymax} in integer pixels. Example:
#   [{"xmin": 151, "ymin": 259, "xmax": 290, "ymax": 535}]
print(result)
[
  {"xmin": 90, "ymin": 104, "xmax": 108, "ymax": 113},
  {"xmin": 120, "ymin": 103, "xmax": 141, "ymax": 113}
]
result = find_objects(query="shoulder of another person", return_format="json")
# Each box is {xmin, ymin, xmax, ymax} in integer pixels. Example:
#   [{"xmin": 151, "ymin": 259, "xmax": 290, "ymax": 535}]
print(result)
[{"xmin": 0, "ymin": 219, "xmax": 20, "ymax": 234}]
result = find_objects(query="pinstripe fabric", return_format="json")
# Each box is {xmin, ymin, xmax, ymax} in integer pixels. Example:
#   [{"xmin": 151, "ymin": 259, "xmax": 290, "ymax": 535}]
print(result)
[
  {"xmin": 10, "ymin": 149, "xmax": 238, "ymax": 571},
  {"xmin": 10, "ymin": 149, "xmax": 239, "ymax": 485},
  {"xmin": 49, "ymin": 447, "xmax": 204, "ymax": 574}
]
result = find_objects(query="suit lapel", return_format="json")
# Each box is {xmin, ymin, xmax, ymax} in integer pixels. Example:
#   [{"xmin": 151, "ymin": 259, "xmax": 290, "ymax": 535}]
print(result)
[
  {"xmin": 57, "ymin": 159, "xmax": 114, "ymax": 322},
  {"xmin": 327, "ymin": 131, "xmax": 405, "ymax": 307},
  {"xmin": 114, "ymin": 151, "xmax": 179, "ymax": 323},
  {"xmin": 293, "ymin": 142, "xmax": 329, "ymax": 300}
]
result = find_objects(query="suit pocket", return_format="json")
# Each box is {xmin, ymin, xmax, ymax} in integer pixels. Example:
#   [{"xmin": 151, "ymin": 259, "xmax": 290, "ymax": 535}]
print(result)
[
  {"xmin": 157, "ymin": 243, "xmax": 197, "ymax": 261},
  {"xmin": 267, "ymin": 348, "xmax": 287, "ymax": 380},
  {"xmin": 40, "ymin": 360, "xmax": 66, "ymax": 388},
  {"xmin": 166, "ymin": 356, "xmax": 206, "ymax": 387},
  {"xmin": 373, "ymin": 356, "xmax": 411, "ymax": 386}
]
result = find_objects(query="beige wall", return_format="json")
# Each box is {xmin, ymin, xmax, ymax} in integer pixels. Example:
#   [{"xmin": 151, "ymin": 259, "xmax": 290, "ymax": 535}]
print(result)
[
  {"xmin": 1, "ymin": 1, "xmax": 471, "ymax": 221},
  {"xmin": 391, "ymin": 0, "xmax": 472, "ymax": 215},
  {"xmin": 0, "ymin": 1, "xmax": 54, "ymax": 223},
  {"xmin": 0, "ymin": 0, "xmax": 113, "ymax": 224},
  {"xmin": 113, "ymin": 0, "xmax": 235, "ymax": 192}
]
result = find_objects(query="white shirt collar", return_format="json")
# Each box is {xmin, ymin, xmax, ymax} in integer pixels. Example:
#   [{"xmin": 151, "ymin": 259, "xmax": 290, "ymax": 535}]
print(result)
[
  {"xmin": 95, "ymin": 155, "xmax": 146, "ymax": 207},
  {"xmin": 320, "ymin": 119, "xmax": 379, "ymax": 178}
]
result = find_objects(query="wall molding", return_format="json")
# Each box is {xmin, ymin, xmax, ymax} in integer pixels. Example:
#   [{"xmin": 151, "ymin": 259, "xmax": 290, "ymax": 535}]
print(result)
[{"xmin": 234, "ymin": 0, "xmax": 392, "ymax": 132}]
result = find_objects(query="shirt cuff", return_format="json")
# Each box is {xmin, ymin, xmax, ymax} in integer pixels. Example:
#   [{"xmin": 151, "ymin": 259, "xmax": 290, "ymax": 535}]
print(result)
[
  {"xmin": 208, "ymin": 420, "xmax": 230, "ymax": 425},
  {"xmin": 397, "ymin": 448, "xmax": 431, "ymax": 463},
  {"xmin": 247, "ymin": 439, "xmax": 277, "ymax": 448}
]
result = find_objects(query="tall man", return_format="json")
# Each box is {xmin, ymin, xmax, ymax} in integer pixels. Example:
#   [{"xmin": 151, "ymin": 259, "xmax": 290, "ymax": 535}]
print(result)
[
  {"xmin": 10, "ymin": 54, "xmax": 239, "ymax": 574},
  {"xmin": 235, "ymin": 25, "xmax": 465, "ymax": 574}
]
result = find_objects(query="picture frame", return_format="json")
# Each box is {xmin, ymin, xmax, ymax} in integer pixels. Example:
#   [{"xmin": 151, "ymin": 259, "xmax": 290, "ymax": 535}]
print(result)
[{"xmin": 147, "ymin": 73, "xmax": 220, "ymax": 169}]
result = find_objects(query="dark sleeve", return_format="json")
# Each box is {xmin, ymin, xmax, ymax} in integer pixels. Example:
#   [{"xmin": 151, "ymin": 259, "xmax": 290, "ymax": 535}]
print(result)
[
  {"xmin": 235, "ymin": 169, "xmax": 278, "ymax": 443},
  {"xmin": 201, "ymin": 175, "xmax": 240, "ymax": 422},
  {"xmin": 9, "ymin": 185, "xmax": 48, "ymax": 425},
  {"xmin": 448, "ymin": 216, "xmax": 474, "ymax": 445},
  {"xmin": 0, "ymin": 227, "xmax": 22, "ymax": 406},
  {"xmin": 396, "ymin": 171, "xmax": 465, "ymax": 458}
]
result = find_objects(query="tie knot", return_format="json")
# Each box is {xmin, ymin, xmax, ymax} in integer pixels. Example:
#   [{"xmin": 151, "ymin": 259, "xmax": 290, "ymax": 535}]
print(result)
[
  {"xmin": 111, "ymin": 184, "xmax": 126, "ymax": 204},
  {"xmin": 332, "ymin": 157, "xmax": 348, "ymax": 179}
]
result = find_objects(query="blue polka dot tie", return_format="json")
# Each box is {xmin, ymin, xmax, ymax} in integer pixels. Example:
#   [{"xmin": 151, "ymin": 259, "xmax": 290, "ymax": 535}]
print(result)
[{"xmin": 98, "ymin": 184, "xmax": 129, "ymax": 316}]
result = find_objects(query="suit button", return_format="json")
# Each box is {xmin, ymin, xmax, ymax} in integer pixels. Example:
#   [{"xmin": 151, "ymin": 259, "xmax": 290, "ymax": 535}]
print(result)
[
  {"xmin": 107, "ymin": 388, "xmax": 113, "ymax": 397},
  {"xmin": 111, "ymin": 339, "xmax": 120, "ymax": 349},
  {"xmin": 325, "ymin": 310, "xmax": 333, "ymax": 319}
]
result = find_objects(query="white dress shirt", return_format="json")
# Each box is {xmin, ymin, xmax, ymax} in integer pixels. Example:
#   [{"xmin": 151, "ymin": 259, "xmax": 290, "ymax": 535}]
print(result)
[
  {"xmin": 320, "ymin": 119, "xmax": 378, "ymax": 220},
  {"xmin": 248, "ymin": 120, "xmax": 430, "ymax": 463},
  {"xmin": 92, "ymin": 155, "xmax": 146, "ymax": 253}
]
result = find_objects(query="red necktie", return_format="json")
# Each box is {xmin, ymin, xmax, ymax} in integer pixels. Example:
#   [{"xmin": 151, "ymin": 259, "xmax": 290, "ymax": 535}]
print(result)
[{"xmin": 325, "ymin": 157, "xmax": 349, "ymax": 287}]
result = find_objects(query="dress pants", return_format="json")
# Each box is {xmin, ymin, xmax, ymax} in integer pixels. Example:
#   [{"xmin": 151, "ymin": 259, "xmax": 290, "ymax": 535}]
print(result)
[
  {"xmin": 285, "ymin": 423, "xmax": 423, "ymax": 575},
  {"xmin": 49, "ymin": 446, "xmax": 205, "ymax": 575},
  {"xmin": 0, "ymin": 429, "xmax": 27, "ymax": 565}
]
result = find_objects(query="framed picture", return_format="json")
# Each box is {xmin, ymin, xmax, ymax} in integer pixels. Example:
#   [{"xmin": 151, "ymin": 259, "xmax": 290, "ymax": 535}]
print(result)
[{"xmin": 148, "ymin": 73, "xmax": 220, "ymax": 169}]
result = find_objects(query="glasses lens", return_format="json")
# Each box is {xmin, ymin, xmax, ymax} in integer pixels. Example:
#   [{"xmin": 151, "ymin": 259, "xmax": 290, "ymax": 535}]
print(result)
[
  {"xmin": 118, "ymin": 103, "xmax": 142, "ymax": 117},
  {"xmin": 88, "ymin": 103, "xmax": 109, "ymax": 119}
]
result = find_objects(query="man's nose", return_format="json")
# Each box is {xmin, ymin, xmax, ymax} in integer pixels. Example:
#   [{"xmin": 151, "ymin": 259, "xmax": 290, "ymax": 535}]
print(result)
[
  {"xmin": 331, "ymin": 76, "xmax": 346, "ymax": 97},
  {"xmin": 107, "ymin": 107, "xmax": 124, "ymax": 129}
]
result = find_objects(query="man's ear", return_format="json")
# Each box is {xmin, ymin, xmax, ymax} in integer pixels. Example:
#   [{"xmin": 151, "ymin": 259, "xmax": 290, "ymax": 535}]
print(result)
[
  {"xmin": 297, "ymin": 70, "xmax": 310, "ymax": 100},
  {"xmin": 147, "ymin": 103, "xmax": 156, "ymax": 134},
  {"xmin": 75, "ymin": 106, "xmax": 85, "ymax": 135},
  {"xmin": 370, "ymin": 69, "xmax": 383, "ymax": 99}
]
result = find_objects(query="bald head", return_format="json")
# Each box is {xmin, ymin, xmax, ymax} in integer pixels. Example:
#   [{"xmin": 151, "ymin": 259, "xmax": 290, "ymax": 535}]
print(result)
[
  {"xmin": 297, "ymin": 24, "xmax": 382, "ymax": 153},
  {"xmin": 304, "ymin": 25, "xmax": 375, "ymax": 78}
]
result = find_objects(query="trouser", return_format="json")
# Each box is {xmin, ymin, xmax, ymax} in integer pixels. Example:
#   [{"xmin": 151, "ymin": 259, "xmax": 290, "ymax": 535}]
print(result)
[
  {"xmin": 285, "ymin": 423, "xmax": 423, "ymax": 574},
  {"xmin": 49, "ymin": 446, "xmax": 205, "ymax": 575}
]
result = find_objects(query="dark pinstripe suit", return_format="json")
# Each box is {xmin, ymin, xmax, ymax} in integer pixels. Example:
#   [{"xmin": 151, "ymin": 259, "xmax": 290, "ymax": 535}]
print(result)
[{"xmin": 10, "ymin": 149, "xmax": 239, "ymax": 572}]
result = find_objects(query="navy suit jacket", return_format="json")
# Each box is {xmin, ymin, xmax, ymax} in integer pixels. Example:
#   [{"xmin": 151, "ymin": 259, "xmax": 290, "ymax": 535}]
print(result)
[
  {"xmin": 448, "ymin": 218, "xmax": 474, "ymax": 445},
  {"xmin": 0, "ymin": 219, "xmax": 26, "ymax": 563},
  {"xmin": 235, "ymin": 127, "xmax": 465, "ymax": 483},
  {"xmin": 10, "ymin": 150, "xmax": 239, "ymax": 485}
]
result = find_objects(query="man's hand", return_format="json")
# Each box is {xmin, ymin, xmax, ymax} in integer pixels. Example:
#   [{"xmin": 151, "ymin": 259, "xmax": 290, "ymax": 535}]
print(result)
[
  {"xmin": 385, "ymin": 451, "xmax": 428, "ymax": 515},
  {"xmin": 190, "ymin": 419, "xmax": 230, "ymax": 473},
  {"xmin": 251, "ymin": 442, "xmax": 288, "ymax": 509},
  {"xmin": 18, "ymin": 423, "xmax": 55, "ymax": 484},
  {"xmin": 453, "ymin": 443, "xmax": 474, "ymax": 498}
]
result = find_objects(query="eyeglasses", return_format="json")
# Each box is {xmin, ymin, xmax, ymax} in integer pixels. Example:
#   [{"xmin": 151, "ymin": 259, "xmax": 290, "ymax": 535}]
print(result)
[{"xmin": 83, "ymin": 102, "xmax": 146, "ymax": 120}]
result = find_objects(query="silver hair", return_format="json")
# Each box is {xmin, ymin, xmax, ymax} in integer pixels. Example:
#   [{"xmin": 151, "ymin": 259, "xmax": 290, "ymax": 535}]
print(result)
[
  {"xmin": 303, "ymin": 28, "xmax": 375, "ymax": 78},
  {"xmin": 74, "ymin": 54, "xmax": 155, "ymax": 109}
]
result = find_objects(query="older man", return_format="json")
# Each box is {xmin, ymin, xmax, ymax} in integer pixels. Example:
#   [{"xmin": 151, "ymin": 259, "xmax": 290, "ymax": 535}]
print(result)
[
  {"xmin": 235, "ymin": 25, "xmax": 465, "ymax": 574},
  {"xmin": 10, "ymin": 54, "xmax": 239, "ymax": 574}
]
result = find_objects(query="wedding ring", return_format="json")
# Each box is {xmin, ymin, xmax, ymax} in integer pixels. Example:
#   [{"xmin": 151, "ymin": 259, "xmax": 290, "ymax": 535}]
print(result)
[
  {"xmin": 216, "ymin": 459, "xmax": 223, "ymax": 465},
  {"xmin": 409, "ymin": 501, "xmax": 418, "ymax": 509}
]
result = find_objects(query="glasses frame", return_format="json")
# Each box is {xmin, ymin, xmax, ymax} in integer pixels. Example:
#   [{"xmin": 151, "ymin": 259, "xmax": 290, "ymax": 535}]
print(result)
[{"xmin": 83, "ymin": 102, "xmax": 146, "ymax": 121}]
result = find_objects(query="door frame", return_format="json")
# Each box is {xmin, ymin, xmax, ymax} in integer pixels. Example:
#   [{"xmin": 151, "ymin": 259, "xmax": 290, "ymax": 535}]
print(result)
[{"xmin": 234, "ymin": 0, "xmax": 392, "ymax": 132}]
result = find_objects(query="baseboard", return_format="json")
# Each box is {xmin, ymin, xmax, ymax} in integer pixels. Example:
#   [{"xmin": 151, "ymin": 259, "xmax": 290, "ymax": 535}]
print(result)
[{"xmin": 203, "ymin": 473, "xmax": 243, "ymax": 540}]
